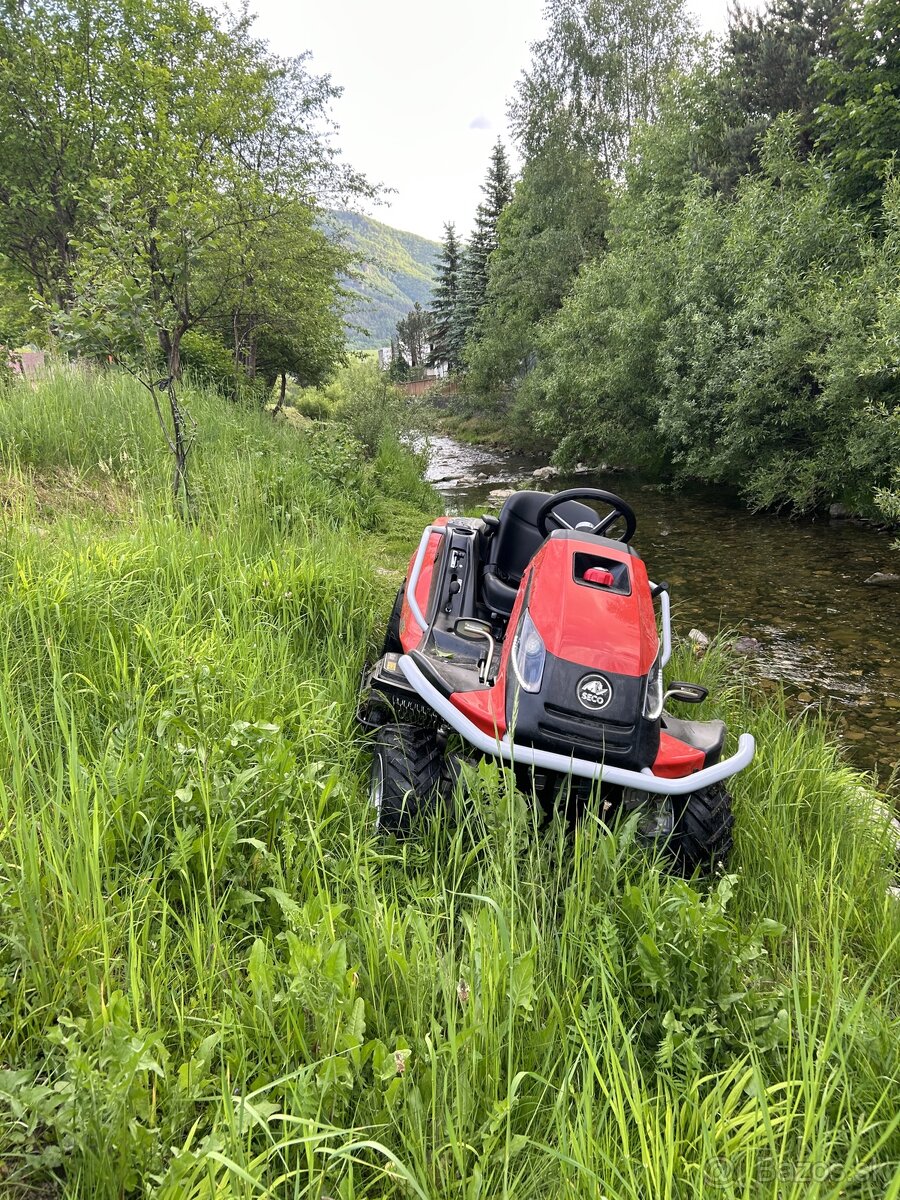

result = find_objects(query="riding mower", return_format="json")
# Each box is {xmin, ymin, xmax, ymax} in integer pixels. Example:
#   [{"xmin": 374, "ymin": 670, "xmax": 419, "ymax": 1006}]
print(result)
[{"xmin": 359, "ymin": 488, "xmax": 754, "ymax": 872}]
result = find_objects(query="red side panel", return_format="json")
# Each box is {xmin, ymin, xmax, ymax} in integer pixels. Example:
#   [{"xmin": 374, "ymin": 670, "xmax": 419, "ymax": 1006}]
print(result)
[
  {"xmin": 450, "ymin": 566, "xmax": 532, "ymax": 739},
  {"xmin": 450, "ymin": 686, "xmax": 508, "ymax": 737},
  {"xmin": 526, "ymin": 539, "xmax": 658, "ymax": 677},
  {"xmin": 652, "ymin": 732, "xmax": 705, "ymax": 778},
  {"xmin": 399, "ymin": 518, "xmax": 448, "ymax": 652}
]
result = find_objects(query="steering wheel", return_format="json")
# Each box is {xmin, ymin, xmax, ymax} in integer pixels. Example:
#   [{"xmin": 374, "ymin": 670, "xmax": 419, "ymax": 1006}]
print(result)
[{"xmin": 535, "ymin": 488, "xmax": 637, "ymax": 542}]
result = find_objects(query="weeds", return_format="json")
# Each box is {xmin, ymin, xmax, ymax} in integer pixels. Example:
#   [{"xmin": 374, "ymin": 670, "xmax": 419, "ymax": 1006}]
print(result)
[{"xmin": 0, "ymin": 369, "xmax": 899, "ymax": 1196}]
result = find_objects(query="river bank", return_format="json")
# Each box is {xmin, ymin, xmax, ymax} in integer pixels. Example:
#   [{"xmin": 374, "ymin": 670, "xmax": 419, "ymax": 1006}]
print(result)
[{"xmin": 425, "ymin": 433, "xmax": 900, "ymax": 785}]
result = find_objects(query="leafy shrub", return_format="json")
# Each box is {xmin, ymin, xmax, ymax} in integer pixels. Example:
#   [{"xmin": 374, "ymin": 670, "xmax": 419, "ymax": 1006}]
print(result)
[
  {"xmin": 291, "ymin": 390, "xmax": 333, "ymax": 420},
  {"xmin": 179, "ymin": 329, "xmax": 240, "ymax": 398},
  {"xmin": 325, "ymin": 357, "xmax": 419, "ymax": 457},
  {"xmin": 521, "ymin": 119, "xmax": 900, "ymax": 514},
  {"xmin": 613, "ymin": 871, "xmax": 787, "ymax": 1076}
]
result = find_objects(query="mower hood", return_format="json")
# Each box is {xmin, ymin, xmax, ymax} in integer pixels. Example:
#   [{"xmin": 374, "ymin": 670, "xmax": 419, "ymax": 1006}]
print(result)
[{"xmin": 522, "ymin": 533, "xmax": 659, "ymax": 677}]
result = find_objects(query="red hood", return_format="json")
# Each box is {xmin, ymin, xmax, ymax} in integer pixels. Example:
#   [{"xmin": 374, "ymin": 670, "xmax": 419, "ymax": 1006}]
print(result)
[{"xmin": 524, "ymin": 537, "xmax": 659, "ymax": 676}]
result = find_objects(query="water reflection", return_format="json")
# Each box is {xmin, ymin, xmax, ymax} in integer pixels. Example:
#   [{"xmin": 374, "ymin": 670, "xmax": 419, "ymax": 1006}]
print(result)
[{"xmin": 425, "ymin": 435, "xmax": 900, "ymax": 784}]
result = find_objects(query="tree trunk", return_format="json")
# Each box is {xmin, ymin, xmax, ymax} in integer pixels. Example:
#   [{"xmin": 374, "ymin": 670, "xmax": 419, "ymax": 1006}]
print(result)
[
  {"xmin": 149, "ymin": 328, "xmax": 193, "ymax": 515},
  {"xmin": 272, "ymin": 370, "xmax": 287, "ymax": 418},
  {"xmin": 158, "ymin": 328, "xmax": 183, "ymax": 382},
  {"xmin": 167, "ymin": 381, "xmax": 191, "ymax": 507}
]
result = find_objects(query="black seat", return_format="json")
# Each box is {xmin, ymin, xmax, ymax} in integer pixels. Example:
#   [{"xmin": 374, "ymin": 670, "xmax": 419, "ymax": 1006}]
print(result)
[{"xmin": 481, "ymin": 490, "xmax": 602, "ymax": 616}]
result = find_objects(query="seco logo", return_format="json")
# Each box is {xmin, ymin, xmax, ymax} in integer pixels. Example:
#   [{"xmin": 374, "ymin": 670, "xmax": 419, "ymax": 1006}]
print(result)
[{"xmin": 576, "ymin": 673, "xmax": 614, "ymax": 711}]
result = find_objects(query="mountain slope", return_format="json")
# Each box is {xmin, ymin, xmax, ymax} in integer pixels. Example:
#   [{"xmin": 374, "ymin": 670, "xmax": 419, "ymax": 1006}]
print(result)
[{"xmin": 331, "ymin": 210, "xmax": 439, "ymax": 349}]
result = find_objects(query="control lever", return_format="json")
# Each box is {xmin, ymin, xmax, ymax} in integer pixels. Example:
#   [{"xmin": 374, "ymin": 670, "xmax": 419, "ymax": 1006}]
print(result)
[
  {"xmin": 663, "ymin": 681, "xmax": 709, "ymax": 705},
  {"xmin": 453, "ymin": 618, "xmax": 496, "ymax": 683}
]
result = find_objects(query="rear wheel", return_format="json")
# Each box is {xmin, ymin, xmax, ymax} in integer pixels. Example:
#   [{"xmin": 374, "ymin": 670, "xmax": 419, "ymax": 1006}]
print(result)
[
  {"xmin": 369, "ymin": 723, "xmax": 443, "ymax": 836},
  {"xmin": 673, "ymin": 784, "xmax": 734, "ymax": 874}
]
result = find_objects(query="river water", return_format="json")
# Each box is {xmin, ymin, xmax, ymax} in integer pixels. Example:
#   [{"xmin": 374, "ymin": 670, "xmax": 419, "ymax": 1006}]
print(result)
[{"xmin": 424, "ymin": 435, "xmax": 900, "ymax": 784}]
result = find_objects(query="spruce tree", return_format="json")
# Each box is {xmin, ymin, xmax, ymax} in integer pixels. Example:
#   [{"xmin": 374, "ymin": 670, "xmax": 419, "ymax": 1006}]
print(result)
[
  {"xmin": 453, "ymin": 140, "xmax": 513, "ymax": 358},
  {"xmin": 396, "ymin": 301, "xmax": 428, "ymax": 368},
  {"xmin": 482, "ymin": 139, "xmax": 514, "ymax": 242},
  {"xmin": 427, "ymin": 221, "xmax": 461, "ymax": 367}
]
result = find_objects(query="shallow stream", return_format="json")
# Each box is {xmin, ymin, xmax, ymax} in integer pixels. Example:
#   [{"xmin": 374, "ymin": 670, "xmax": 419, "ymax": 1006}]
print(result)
[{"xmin": 424, "ymin": 435, "xmax": 900, "ymax": 783}]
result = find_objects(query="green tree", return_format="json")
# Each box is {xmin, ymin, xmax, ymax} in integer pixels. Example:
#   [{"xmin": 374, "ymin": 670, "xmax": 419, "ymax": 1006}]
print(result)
[
  {"xmin": 816, "ymin": 0, "xmax": 900, "ymax": 210},
  {"xmin": 524, "ymin": 117, "xmax": 900, "ymax": 513},
  {"xmin": 464, "ymin": 152, "xmax": 610, "ymax": 404},
  {"xmin": 11, "ymin": 0, "xmax": 364, "ymax": 508},
  {"xmin": 464, "ymin": 0, "xmax": 695, "ymax": 408},
  {"xmin": 452, "ymin": 141, "xmax": 513, "ymax": 355},
  {"xmin": 395, "ymin": 301, "xmax": 429, "ymax": 369},
  {"xmin": 388, "ymin": 336, "xmax": 409, "ymax": 381},
  {"xmin": 223, "ymin": 200, "xmax": 350, "ymax": 398},
  {"xmin": 682, "ymin": 0, "xmax": 844, "ymax": 194},
  {"xmin": 0, "ymin": 0, "xmax": 122, "ymax": 312},
  {"xmin": 509, "ymin": 0, "xmax": 698, "ymax": 175},
  {"xmin": 427, "ymin": 222, "xmax": 461, "ymax": 368}
]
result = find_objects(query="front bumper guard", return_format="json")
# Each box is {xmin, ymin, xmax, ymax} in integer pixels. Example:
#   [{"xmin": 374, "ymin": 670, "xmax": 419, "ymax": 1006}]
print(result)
[{"xmin": 398, "ymin": 654, "xmax": 755, "ymax": 797}]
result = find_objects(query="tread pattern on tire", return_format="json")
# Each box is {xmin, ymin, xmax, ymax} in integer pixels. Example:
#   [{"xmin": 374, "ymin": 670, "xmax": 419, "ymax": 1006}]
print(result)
[
  {"xmin": 372, "ymin": 723, "xmax": 443, "ymax": 836},
  {"xmin": 675, "ymin": 783, "xmax": 734, "ymax": 874}
]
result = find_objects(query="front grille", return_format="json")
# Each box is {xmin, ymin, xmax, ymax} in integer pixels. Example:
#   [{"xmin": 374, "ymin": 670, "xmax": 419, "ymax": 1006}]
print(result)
[
  {"xmin": 543, "ymin": 703, "xmax": 634, "ymax": 733},
  {"xmin": 535, "ymin": 705, "xmax": 635, "ymax": 758}
]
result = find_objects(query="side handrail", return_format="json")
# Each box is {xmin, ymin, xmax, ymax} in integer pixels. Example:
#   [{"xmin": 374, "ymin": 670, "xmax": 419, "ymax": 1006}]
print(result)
[
  {"xmin": 405, "ymin": 524, "xmax": 447, "ymax": 633},
  {"xmin": 649, "ymin": 581, "xmax": 672, "ymax": 667}
]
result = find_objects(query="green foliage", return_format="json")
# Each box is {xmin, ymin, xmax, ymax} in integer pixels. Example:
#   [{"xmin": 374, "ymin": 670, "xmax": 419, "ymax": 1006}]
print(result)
[
  {"xmin": 452, "ymin": 140, "xmax": 514, "ymax": 356},
  {"xmin": 180, "ymin": 330, "xmax": 241, "ymax": 399},
  {"xmin": 514, "ymin": 178, "xmax": 676, "ymax": 473},
  {"xmin": 525, "ymin": 122, "xmax": 900, "ymax": 510},
  {"xmin": 700, "ymin": 0, "xmax": 844, "ymax": 191},
  {"xmin": 461, "ymin": 0, "xmax": 696, "ymax": 409},
  {"xmin": 322, "ymin": 356, "xmax": 419, "ymax": 458},
  {"xmin": 427, "ymin": 222, "xmax": 462, "ymax": 368},
  {"xmin": 465, "ymin": 154, "xmax": 611, "ymax": 409},
  {"xmin": 229, "ymin": 201, "xmax": 352, "ymax": 392},
  {"xmin": 0, "ymin": 256, "xmax": 38, "ymax": 348},
  {"xmin": 509, "ymin": 0, "xmax": 698, "ymax": 173},
  {"xmin": 455, "ymin": 0, "xmax": 900, "ymax": 516},
  {"xmin": 0, "ymin": 0, "xmax": 358, "ymax": 402},
  {"xmin": 816, "ymin": 0, "xmax": 900, "ymax": 209},
  {"xmin": 292, "ymin": 390, "xmax": 334, "ymax": 420},
  {"xmin": 395, "ymin": 301, "xmax": 429, "ymax": 368}
]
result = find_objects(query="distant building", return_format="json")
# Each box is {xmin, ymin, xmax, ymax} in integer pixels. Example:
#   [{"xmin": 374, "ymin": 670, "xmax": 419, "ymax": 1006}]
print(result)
[
  {"xmin": 378, "ymin": 341, "xmax": 448, "ymax": 380},
  {"xmin": 423, "ymin": 341, "xmax": 448, "ymax": 380},
  {"xmin": 6, "ymin": 348, "xmax": 45, "ymax": 378}
]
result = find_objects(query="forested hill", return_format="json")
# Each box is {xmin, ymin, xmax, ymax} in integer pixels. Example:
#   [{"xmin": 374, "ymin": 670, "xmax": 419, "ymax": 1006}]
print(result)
[{"xmin": 330, "ymin": 210, "xmax": 439, "ymax": 349}]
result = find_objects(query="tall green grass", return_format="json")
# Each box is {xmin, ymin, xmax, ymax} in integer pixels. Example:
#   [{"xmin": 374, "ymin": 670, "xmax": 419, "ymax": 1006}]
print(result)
[{"xmin": 1, "ymin": 369, "xmax": 899, "ymax": 1197}]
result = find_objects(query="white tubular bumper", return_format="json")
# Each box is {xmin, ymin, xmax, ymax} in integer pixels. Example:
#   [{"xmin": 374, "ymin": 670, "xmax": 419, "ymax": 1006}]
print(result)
[{"xmin": 397, "ymin": 654, "xmax": 755, "ymax": 797}]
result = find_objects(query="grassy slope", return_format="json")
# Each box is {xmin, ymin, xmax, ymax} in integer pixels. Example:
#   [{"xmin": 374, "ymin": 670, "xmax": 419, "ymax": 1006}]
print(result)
[
  {"xmin": 1, "ymin": 370, "xmax": 900, "ymax": 1198},
  {"xmin": 331, "ymin": 210, "xmax": 439, "ymax": 349}
]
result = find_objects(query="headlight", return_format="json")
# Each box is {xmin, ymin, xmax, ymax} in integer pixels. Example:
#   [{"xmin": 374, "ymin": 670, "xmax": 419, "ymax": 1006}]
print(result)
[
  {"xmin": 511, "ymin": 610, "xmax": 546, "ymax": 693},
  {"xmin": 643, "ymin": 654, "xmax": 663, "ymax": 720}
]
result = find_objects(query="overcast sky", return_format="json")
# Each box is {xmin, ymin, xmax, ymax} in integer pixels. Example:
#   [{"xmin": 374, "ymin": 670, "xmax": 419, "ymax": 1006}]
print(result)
[{"xmin": 250, "ymin": 0, "xmax": 750, "ymax": 243}]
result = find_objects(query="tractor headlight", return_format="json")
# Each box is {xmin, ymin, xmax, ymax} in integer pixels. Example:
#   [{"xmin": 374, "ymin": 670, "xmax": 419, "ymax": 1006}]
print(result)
[
  {"xmin": 643, "ymin": 655, "xmax": 664, "ymax": 720},
  {"xmin": 511, "ymin": 610, "xmax": 546, "ymax": 693}
]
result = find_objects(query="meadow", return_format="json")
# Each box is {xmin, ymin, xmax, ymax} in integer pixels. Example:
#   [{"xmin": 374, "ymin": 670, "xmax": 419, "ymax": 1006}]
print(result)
[{"xmin": 0, "ymin": 369, "xmax": 899, "ymax": 1198}]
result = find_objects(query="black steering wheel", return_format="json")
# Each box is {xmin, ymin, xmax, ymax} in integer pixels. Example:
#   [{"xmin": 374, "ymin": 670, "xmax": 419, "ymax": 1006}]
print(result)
[{"xmin": 536, "ymin": 488, "xmax": 637, "ymax": 542}]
